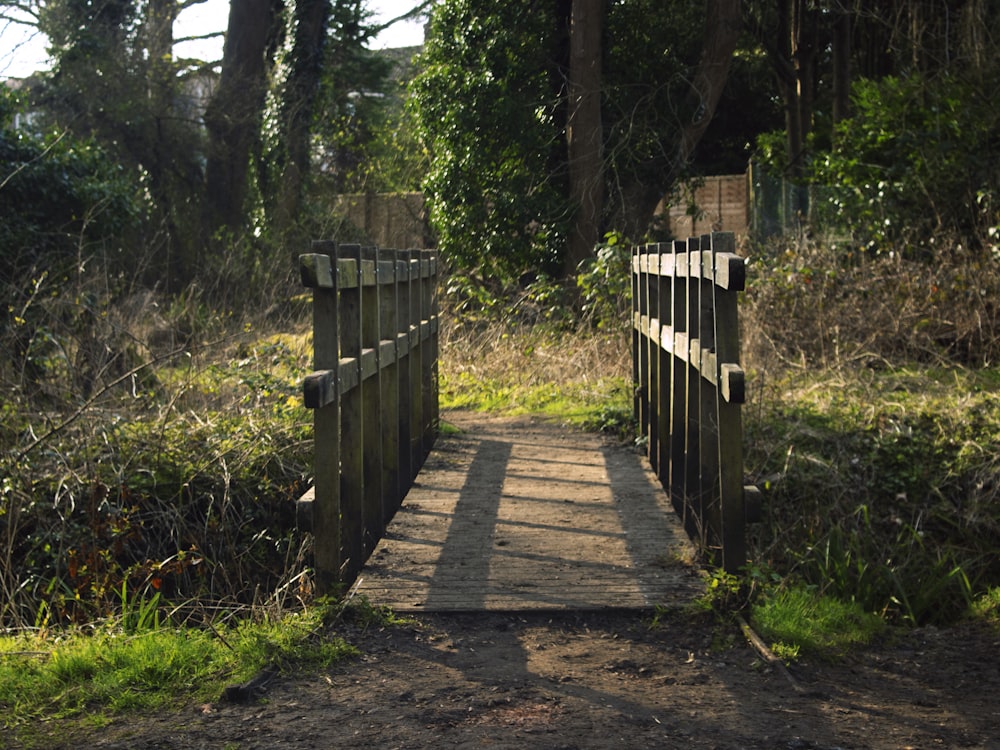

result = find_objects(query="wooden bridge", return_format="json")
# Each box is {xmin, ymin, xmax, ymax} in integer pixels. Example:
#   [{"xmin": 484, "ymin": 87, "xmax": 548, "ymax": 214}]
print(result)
[
  {"xmin": 356, "ymin": 411, "xmax": 702, "ymax": 612},
  {"xmin": 297, "ymin": 234, "xmax": 749, "ymax": 609}
]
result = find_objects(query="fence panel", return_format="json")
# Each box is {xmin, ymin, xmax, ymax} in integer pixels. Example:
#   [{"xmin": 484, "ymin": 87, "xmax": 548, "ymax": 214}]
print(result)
[
  {"xmin": 299, "ymin": 242, "xmax": 439, "ymax": 593},
  {"xmin": 632, "ymin": 231, "xmax": 750, "ymax": 572}
]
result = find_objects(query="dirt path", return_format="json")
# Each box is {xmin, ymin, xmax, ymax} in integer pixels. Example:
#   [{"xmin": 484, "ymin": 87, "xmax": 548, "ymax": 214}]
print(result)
[
  {"xmin": 57, "ymin": 610, "xmax": 1000, "ymax": 749},
  {"xmin": 16, "ymin": 414, "xmax": 1000, "ymax": 749}
]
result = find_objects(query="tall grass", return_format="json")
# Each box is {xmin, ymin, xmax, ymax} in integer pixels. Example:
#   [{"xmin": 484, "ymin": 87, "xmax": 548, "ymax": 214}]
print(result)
[{"xmin": 742, "ymin": 235, "xmax": 1000, "ymax": 626}]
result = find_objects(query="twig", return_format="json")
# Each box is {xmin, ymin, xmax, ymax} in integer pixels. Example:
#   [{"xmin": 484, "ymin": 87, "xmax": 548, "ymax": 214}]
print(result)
[
  {"xmin": 14, "ymin": 338, "xmax": 227, "ymax": 462},
  {"xmin": 735, "ymin": 613, "xmax": 805, "ymax": 693}
]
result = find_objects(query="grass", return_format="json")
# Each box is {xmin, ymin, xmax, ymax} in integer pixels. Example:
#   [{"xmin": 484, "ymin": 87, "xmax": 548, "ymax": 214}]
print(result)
[
  {"xmin": 743, "ymin": 362, "xmax": 1000, "ymax": 626},
  {"xmin": 750, "ymin": 585, "xmax": 885, "ymax": 662},
  {"xmin": 439, "ymin": 320, "xmax": 635, "ymax": 436},
  {"xmin": 0, "ymin": 598, "xmax": 364, "ymax": 741}
]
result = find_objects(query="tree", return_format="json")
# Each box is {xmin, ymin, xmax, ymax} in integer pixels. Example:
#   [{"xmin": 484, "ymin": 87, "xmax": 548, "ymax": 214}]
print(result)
[
  {"xmin": 411, "ymin": 0, "xmax": 569, "ymax": 280},
  {"xmin": 411, "ymin": 0, "xmax": 742, "ymax": 282},
  {"xmin": 565, "ymin": 0, "xmax": 604, "ymax": 277},
  {"xmin": 203, "ymin": 0, "xmax": 283, "ymax": 237}
]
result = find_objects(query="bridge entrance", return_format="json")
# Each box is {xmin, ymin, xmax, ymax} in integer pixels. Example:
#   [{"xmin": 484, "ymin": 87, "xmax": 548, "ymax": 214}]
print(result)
[{"xmin": 356, "ymin": 411, "xmax": 701, "ymax": 612}]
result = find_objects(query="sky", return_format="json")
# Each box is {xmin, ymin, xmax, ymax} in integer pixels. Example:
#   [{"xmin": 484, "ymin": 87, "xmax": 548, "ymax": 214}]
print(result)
[{"xmin": 0, "ymin": 0, "xmax": 426, "ymax": 79}]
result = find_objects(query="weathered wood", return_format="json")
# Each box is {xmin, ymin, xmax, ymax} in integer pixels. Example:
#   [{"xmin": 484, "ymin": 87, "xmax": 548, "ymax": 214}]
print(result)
[
  {"xmin": 408, "ymin": 253, "xmax": 423, "ymax": 478},
  {"xmin": 339, "ymin": 244, "xmax": 365, "ymax": 582},
  {"xmin": 359, "ymin": 413, "xmax": 702, "ymax": 612},
  {"xmin": 632, "ymin": 232, "xmax": 748, "ymax": 572},
  {"xmin": 360, "ymin": 247, "xmax": 384, "ymax": 555},
  {"xmin": 299, "ymin": 241, "xmax": 439, "ymax": 594},
  {"xmin": 397, "ymin": 251, "xmax": 414, "ymax": 488},
  {"xmin": 307, "ymin": 240, "xmax": 341, "ymax": 592},
  {"xmin": 378, "ymin": 248, "xmax": 402, "ymax": 519}
]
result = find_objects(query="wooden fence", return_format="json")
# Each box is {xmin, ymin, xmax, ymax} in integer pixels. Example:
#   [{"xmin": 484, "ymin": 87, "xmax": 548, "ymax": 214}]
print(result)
[
  {"xmin": 632, "ymin": 231, "xmax": 757, "ymax": 572},
  {"xmin": 297, "ymin": 242, "xmax": 439, "ymax": 593}
]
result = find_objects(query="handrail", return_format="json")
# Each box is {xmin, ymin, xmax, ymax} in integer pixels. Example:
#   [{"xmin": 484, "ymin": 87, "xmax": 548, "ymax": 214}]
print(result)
[
  {"xmin": 632, "ymin": 231, "xmax": 756, "ymax": 572},
  {"xmin": 298, "ymin": 242, "xmax": 439, "ymax": 593}
]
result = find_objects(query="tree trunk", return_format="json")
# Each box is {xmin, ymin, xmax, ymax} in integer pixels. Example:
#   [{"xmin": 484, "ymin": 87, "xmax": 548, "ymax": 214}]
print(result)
[
  {"xmin": 832, "ymin": 5, "xmax": 851, "ymax": 126},
  {"xmin": 677, "ymin": 0, "xmax": 742, "ymax": 164},
  {"xmin": 564, "ymin": 0, "xmax": 603, "ymax": 278},
  {"xmin": 204, "ymin": 0, "xmax": 281, "ymax": 235},
  {"xmin": 608, "ymin": 0, "xmax": 741, "ymax": 241},
  {"xmin": 273, "ymin": 0, "xmax": 332, "ymax": 232}
]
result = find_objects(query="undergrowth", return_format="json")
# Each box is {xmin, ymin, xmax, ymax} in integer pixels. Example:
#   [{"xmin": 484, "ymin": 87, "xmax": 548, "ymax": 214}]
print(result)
[
  {"xmin": 0, "ymin": 597, "xmax": 367, "ymax": 739},
  {"xmin": 741, "ymin": 235, "xmax": 1000, "ymax": 631}
]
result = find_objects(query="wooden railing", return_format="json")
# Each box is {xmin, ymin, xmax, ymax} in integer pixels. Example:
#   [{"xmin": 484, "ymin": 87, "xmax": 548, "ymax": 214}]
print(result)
[
  {"xmin": 632, "ymin": 231, "xmax": 757, "ymax": 572},
  {"xmin": 297, "ymin": 242, "xmax": 439, "ymax": 593}
]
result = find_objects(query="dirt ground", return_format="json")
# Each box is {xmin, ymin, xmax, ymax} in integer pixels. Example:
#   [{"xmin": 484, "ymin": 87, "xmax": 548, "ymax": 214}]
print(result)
[
  {"xmin": 21, "ymin": 608, "xmax": 999, "ymax": 750},
  {"xmin": 12, "ymin": 414, "xmax": 1000, "ymax": 749}
]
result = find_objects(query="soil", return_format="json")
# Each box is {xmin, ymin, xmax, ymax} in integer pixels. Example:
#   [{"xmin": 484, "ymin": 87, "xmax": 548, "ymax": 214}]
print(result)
[
  {"xmin": 20, "ymin": 610, "xmax": 1000, "ymax": 750},
  {"xmin": 9, "ymin": 414, "xmax": 1000, "ymax": 749}
]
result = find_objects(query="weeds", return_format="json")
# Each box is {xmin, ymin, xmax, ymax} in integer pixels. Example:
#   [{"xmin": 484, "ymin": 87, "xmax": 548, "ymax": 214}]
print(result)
[
  {"xmin": 0, "ymin": 599, "xmax": 358, "ymax": 733},
  {"xmin": 751, "ymin": 585, "xmax": 884, "ymax": 662}
]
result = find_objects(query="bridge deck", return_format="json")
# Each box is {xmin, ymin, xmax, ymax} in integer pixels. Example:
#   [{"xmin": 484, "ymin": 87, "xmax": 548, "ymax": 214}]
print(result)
[{"xmin": 356, "ymin": 411, "xmax": 704, "ymax": 612}]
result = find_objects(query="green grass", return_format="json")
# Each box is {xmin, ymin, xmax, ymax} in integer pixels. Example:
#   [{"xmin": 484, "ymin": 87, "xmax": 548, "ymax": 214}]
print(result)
[
  {"xmin": 745, "ymin": 363, "xmax": 1000, "ymax": 626},
  {"xmin": 0, "ymin": 600, "xmax": 360, "ymax": 740},
  {"xmin": 751, "ymin": 585, "xmax": 885, "ymax": 661},
  {"xmin": 970, "ymin": 587, "xmax": 1000, "ymax": 625}
]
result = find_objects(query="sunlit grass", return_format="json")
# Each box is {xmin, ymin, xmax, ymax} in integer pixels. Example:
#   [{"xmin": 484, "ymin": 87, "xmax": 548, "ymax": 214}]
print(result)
[
  {"xmin": 0, "ymin": 601, "xmax": 359, "ymax": 736},
  {"xmin": 751, "ymin": 585, "xmax": 885, "ymax": 661}
]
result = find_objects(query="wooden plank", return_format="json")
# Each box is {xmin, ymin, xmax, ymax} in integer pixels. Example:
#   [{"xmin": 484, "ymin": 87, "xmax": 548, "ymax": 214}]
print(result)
[
  {"xmin": 360, "ymin": 247, "xmax": 384, "ymax": 555},
  {"xmin": 339, "ymin": 244, "xmax": 365, "ymax": 581},
  {"xmin": 408, "ymin": 254, "xmax": 424, "ymax": 477},
  {"xmin": 655, "ymin": 243, "xmax": 671, "ymax": 490},
  {"xmin": 307, "ymin": 240, "xmax": 341, "ymax": 593},
  {"xmin": 698, "ymin": 235, "xmax": 722, "ymax": 563},
  {"xmin": 711, "ymin": 232, "xmax": 747, "ymax": 572},
  {"xmin": 378, "ymin": 248, "xmax": 402, "ymax": 517},
  {"xmin": 358, "ymin": 412, "xmax": 703, "ymax": 612},
  {"xmin": 397, "ymin": 251, "xmax": 414, "ymax": 488},
  {"xmin": 669, "ymin": 240, "xmax": 687, "ymax": 521}
]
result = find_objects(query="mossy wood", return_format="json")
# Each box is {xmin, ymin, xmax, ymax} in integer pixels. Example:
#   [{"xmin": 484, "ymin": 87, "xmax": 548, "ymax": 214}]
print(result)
[
  {"xmin": 299, "ymin": 243, "xmax": 439, "ymax": 592},
  {"xmin": 632, "ymin": 232, "xmax": 750, "ymax": 572}
]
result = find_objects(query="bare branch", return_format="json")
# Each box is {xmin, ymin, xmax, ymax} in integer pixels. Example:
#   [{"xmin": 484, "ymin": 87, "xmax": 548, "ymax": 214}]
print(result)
[
  {"xmin": 369, "ymin": 0, "xmax": 432, "ymax": 37},
  {"xmin": 175, "ymin": 29, "xmax": 224, "ymax": 44}
]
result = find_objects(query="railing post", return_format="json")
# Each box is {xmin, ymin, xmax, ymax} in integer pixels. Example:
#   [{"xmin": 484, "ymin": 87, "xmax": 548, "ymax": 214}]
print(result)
[
  {"xmin": 683, "ymin": 237, "xmax": 702, "ymax": 544},
  {"xmin": 669, "ymin": 239, "xmax": 688, "ymax": 521},
  {"xmin": 655, "ymin": 242, "xmax": 672, "ymax": 490},
  {"xmin": 712, "ymin": 232, "xmax": 748, "ymax": 572},
  {"xmin": 645, "ymin": 243, "xmax": 660, "ymax": 473},
  {"xmin": 698, "ymin": 234, "xmax": 722, "ymax": 562},
  {"xmin": 378, "ymin": 248, "xmax": 402, "ymax": 519},
  {"xmin": 408, "ymin": 251, "xmax": 424, "ymax": 477},
  {"xmin": 301, "ymin": 241, "xmax": 341, "ymax": 593},
  {"xmin": 360, "ymin": 247, "xmax": 384, "ymax": 556},
  {"xmin": 420, "ymin": 250, "xmax": 438, "ymax": 458},
  {"xmin": 338, "ymin": 244, "xmax": 365, "ymax": 582},
  {"xmin": 396, "ymin": 250, "xmax": 414, "ymax": 487}
]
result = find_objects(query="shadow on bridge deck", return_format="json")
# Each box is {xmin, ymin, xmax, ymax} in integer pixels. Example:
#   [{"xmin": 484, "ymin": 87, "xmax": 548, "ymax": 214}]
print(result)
[{"xmin": 356, "ymin": 411, "xmax": 705, "ymax": 612}]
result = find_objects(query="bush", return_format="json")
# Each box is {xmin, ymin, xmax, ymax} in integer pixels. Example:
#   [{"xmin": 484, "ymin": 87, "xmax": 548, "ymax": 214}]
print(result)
[{"xmin": 808, "ymin": 71, "xmax": 1000, "ymax": 258}]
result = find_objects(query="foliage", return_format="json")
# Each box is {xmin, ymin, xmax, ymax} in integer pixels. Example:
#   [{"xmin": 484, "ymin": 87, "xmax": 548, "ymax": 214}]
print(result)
[
  {"xmin": 744, "ymin": 237, "xmax": 1000, "ymax": 367},
  {"xmin": 1, "ymin": 321, "xmax": 314, "ymax": 629},
  {"xmin": 575, "ymin": 232, "xmax": 632, "ymax": 328},
  {"xmin": 807, "ymin": 71, "xmax": 1000, "ymax": 257},
  {"xmin": 742, "ymin": 361, "xmax": 1000, "ymax": 626},
  {"xmin": 751, "ymin": 584, "xmax": 884, "ymax": 661},
  {"xmin": 0, "ymin": 88, "xmax": 141, "ymax": 279},
  {"xmin": 412, "ymin": 0, "xmax": 744, "ymax": 282},
  {"xmin": 411, "ymin": 0, "xmax": 568, "ymax": 281},
  {"xmin": 306, "ymin": 1, "xmax": 395, "ymax": 193},
  {"xmin": 0, "ymin": 600, "xmax": 358, "ymax": 733}
]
